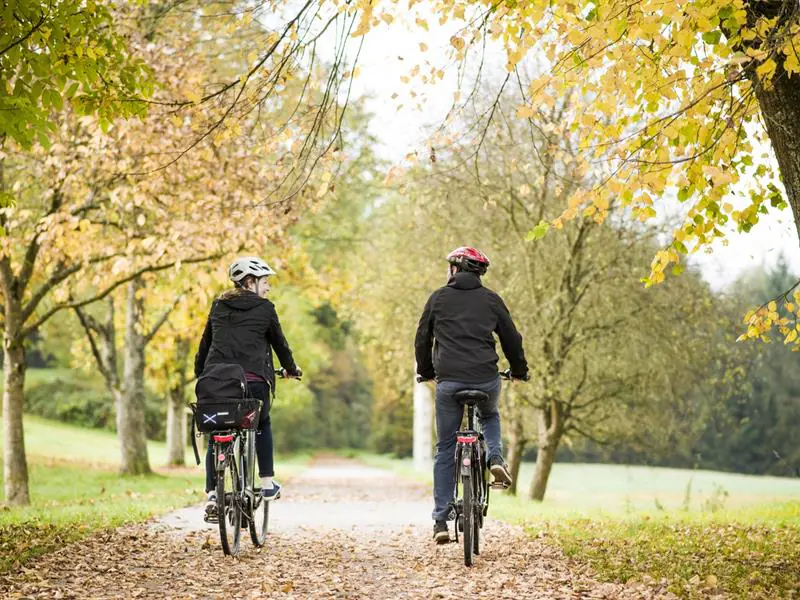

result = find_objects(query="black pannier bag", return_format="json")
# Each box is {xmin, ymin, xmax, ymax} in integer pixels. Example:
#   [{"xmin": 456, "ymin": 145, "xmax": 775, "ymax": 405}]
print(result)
[{"xmin": 193, "ymin": 363, "xmax": 262, "ymax": 433}]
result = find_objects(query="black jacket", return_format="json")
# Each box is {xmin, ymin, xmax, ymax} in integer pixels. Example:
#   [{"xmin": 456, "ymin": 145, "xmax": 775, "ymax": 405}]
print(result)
[
  {"xmin": 415, "ymin": 272, "xmax": 528, "ymax": 383},
  {"xmin": 194, "ymin": 290, "xmax": 298, "ymax": 391}
]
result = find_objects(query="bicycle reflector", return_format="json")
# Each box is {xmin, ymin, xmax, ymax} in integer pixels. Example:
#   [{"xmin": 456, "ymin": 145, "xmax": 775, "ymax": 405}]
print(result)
[
  {"xmin": 213, "ymin": 434, "xmax": 234, "ymax": 443},
  {"xmin": 457, "ymin": 435, "xmax": 478, "ymax": 443},
  {"xmin": 463, "ymin": 457, "xmax": 471, "ymax": 467}
]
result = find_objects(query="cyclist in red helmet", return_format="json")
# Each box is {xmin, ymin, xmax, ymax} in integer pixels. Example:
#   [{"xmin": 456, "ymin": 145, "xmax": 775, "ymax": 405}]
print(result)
[{"xmin": 415, "ymin": 246, "xmax": 529, "ymax": 544}]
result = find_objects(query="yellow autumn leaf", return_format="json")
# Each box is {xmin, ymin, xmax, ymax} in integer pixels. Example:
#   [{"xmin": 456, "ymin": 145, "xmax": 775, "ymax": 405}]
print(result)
[
  {"xmin": 755, "ymin": 58, "xmax": 777, "ymax": 80},
  {"xmin": 516, "ymin": 105, "xmax": 534, "ymax": 119}
]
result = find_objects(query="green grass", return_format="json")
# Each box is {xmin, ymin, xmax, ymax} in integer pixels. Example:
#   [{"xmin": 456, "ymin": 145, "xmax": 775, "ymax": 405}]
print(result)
[
  {"xmin": 539, "ymin": 505, "xmax": 800, "ymax": 599},
  {"xmin": 359, "ymin": 454, "xmax": 800, "ymax": 598},
  {"xmin": 511, "ymin": 461, "xmax": 800, "ymax": 513},
  {"xmin": 0, "ymin": 415, "xmax": 310, "ymax": 573},
  {"xmin": 18, "ymin": 414, "xmax": 196, "ymax": 468}
]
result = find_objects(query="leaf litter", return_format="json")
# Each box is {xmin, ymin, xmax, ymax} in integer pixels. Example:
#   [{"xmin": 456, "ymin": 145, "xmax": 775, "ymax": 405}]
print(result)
[{"xmin": 0, "ymin": 458, "xmax": 679, "ymax": 599}]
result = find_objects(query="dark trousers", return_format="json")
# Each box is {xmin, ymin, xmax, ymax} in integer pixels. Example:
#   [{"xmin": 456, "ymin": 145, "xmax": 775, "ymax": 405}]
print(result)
[{"xmin": 205, "ymin": 381, "xmax": 273, "ymax": 492}]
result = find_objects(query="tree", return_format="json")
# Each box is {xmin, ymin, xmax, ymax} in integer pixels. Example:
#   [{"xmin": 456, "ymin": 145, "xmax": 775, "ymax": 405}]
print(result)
[
  {"xmin": 352, "ymin": 95, "xmax": 736, "ymax": 499},
  {"xmin": 354, "ymin": 2, "xmax": 799, "ymax": 289},
  {"xmin": 1, "ymin": 0, "xmax": 355, "ymax": 492},
  {"xmin": 73, "ymin": 277, "xmax": 186, "ymax": 474},
  {"xmin": 0, "ymin": 0, "xmax": 151, "ymax": 149}
]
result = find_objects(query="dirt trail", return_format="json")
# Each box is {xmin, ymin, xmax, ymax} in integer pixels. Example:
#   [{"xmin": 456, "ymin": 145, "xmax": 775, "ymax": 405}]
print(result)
[{"xmin": 0, "ymin": 457, "xmax": 675, "ymax": 599}]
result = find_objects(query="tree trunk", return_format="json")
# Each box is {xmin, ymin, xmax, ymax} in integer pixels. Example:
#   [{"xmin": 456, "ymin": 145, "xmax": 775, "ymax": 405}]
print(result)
[
  {"xmin": 746, "ymin": 4, "xmax": 800, "ymax": 240},
  {"xmin": 118, "ymin": 278, "xmax": 151, "ymax": 475},
  {"xmin": 2, "ymin": 312, "xmax": 29, "ymax": 505},
  {"xmin": 166, "ymin": 386, "xmax": 186, "ymax": 467},
  {"xmin": 506, "ymin": 421, "xmax": 527, "ymax": 496},
  {"xmin": 529, "ymin": 404, "xmax": 564, "ymax": 501},
  {"xmin": 753, "ymin": 70, "xmax": 800, "ymax": 239}
]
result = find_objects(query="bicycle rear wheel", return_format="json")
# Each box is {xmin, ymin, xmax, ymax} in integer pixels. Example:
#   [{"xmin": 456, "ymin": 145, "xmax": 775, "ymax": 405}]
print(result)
[
  {"xmin": 217, "ymin": 453, "xmax": 241, "ymax": 556},
  {"xmin": 473, "ymin": 494, "xmax": 481, "ymax": 556},
  {"xmin": 249, "ymin": 491, "xmax": 269, "ymax": 546},
  {"xmin": 462, "ymin": 473, "xmax": 474, "ymax": 567}
]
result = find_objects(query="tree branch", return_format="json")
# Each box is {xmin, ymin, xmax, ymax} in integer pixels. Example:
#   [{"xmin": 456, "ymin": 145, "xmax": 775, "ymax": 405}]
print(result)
[
  {"xmin": 18, "ymin": 253, "xmax": 221, "ymax": 340},
  {"xmin": 73, "ymin": 306, "xmax": 114, "ymax": 386},
  {"xmin": 143, "ymin": 294, "xmax": 183, "ymax": 345},
  {"xmin": 0, "ymin": 8, "xmax": 48, "ymax": 57}
]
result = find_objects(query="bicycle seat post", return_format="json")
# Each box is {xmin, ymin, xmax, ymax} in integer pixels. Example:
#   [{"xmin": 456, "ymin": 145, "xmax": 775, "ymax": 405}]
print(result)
[{"xmin": 467, "ymin": 404, "xmax": 475, "ymax": 431}]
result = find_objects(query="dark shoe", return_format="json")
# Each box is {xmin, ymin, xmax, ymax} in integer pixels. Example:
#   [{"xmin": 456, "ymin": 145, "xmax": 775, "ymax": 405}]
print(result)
[
  {"xmin": 489, "ymin": 457, "xmax": 513, "ymax": 486},
  {"xmin": 261, "ymin": 481, "xmax": 282, "ymax": 501},
  {"xmin": 203, "ymin": 496, "xmax": 218, "ymax": 523},
  {"xmin": 433, "ymin": 521, "xmax": 449, "ymax": 544}
]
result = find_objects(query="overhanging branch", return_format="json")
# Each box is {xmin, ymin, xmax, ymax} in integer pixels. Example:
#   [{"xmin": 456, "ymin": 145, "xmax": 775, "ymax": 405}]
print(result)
[{"xmin": 18, "ymin": 253, "xmax": 221, "ymax": 340}]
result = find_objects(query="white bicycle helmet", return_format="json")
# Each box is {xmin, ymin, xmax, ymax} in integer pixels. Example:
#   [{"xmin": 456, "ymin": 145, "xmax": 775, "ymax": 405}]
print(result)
[{"xmin": 228, "ymin": 256, "xmax": 276, "ymax": 284}]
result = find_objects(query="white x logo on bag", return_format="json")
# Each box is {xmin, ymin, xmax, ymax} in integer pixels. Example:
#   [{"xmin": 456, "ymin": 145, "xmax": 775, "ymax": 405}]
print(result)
[{"xmin": 203, "ymin": 414, "xmax": 217, "ymax": 424}]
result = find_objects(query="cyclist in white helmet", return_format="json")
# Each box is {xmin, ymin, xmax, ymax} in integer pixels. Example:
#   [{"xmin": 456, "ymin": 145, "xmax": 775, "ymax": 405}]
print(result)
[{"xmin": 195, "ymin": 257, "xmax": 302, "ymax": 522}]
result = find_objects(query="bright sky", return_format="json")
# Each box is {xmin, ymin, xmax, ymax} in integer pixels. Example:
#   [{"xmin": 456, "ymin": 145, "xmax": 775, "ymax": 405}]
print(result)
[{"xmin": 334, "ymin": 13, "xmax": 800, "ymax": 292}]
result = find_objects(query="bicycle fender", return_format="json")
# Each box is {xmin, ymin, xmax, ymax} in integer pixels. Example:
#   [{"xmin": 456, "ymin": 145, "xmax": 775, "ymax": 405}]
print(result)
[{"xmin": 460, "ymin": 453, "xmax": 473, "ymax": 477}]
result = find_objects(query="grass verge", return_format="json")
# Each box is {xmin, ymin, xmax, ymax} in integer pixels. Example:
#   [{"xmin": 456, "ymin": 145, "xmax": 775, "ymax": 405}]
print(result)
[
  {"xmin": 537, "ymin": 504, "xmax": 800, "ymax": 599},
  {"xmin": 0, "ymin": 458, "xmax": 204, "ymax": 574}
]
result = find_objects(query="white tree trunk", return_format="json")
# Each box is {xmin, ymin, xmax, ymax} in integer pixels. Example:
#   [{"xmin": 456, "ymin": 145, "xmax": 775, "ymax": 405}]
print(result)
[
  {"xmin": 413, "ymin": 368, "xmax": 434, "ymax": 472},
  {"xmin": 118, "ymin": 278, "xmax": 151, "ymax": 475},
  {"xmin": 166, "ymin": 387, "xmax": 186, "ymax": 467},
  {"xmin": 3, "ymin": 316, "xmax": 29, "ymax": 505}
]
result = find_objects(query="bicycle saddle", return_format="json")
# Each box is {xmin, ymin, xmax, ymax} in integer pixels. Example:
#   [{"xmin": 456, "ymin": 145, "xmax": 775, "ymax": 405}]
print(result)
[{"xmin": 453, "ymin": 389, "xmax": 489, "ymax": 405}]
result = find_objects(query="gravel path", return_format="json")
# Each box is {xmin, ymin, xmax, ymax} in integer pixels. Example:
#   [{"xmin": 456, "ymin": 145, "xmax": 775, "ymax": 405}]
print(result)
[{"xmin": 0, "ymin": 457, "xmax": 677, "ymax": 599}]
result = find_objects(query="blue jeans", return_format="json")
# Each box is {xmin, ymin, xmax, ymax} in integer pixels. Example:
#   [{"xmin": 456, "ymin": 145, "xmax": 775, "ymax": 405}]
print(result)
[
  {"xmin": 432, "ymin": 377, "xmax": 502, "ymax": 522},
  {"xmin": 205, "ymin": 381, "xmax": 273, "ymax": 492}
]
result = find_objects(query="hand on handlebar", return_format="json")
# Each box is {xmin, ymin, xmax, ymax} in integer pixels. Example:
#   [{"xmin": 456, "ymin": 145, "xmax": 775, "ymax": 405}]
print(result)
[
  {"xmin": 500, "ymin": 369, "xmax": 529, "ymax": 382},
  {"xmin": 276, "ymin": 366, "xmax": 303, "ymax": 380}
]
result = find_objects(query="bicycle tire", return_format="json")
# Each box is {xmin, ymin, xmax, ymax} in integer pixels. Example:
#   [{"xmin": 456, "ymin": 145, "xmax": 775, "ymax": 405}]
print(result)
[
  {"xmin": 473, "ymin": 479, "xmax": 481, "ymax": 556},
  {"xmin": 217, "ymin": 452, "xmax": 241, "ymax": 556},
  {"xmin": 249, "ymin": 491, "xmax": 269, "ymax": 546},
  {"xmin": 462, "ymin": 472, "xmax": 474, "ymax": 567}
]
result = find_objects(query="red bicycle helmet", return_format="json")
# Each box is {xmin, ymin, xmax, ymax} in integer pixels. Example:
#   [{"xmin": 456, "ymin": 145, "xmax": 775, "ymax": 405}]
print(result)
[{"xmin": 447, "ymin": 246, "xmax": 490, "ymax": 275}]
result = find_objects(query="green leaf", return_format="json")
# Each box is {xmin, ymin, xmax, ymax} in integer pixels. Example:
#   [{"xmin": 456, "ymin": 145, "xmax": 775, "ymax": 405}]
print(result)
[
  {"xmin": 36, "ymin": 131, "xmax": 52, "ymax": 150},
  {"xmin": 702, "ymin": 31, "xmax": 721, "ymax": 45},
  {"xmin": 526, "ymin": 220, "xmax": 551, "ymax": 241}
]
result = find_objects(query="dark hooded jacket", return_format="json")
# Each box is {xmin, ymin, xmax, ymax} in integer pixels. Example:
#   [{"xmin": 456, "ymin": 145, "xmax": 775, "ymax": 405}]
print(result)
[
  {"xmin": 194, "ymin": 289, "xmax": 298, "ymax": 391},
  {"xmin": 414, "ymin": 271, "xmax": 528, "ymax": 383}
]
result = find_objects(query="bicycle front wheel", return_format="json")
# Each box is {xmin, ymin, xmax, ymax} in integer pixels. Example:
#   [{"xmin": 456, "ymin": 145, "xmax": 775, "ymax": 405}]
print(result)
[
  {"xmin": 462, "ymin": 472, "xmax": 474, "ymax": 567},
  {"xmin": 217, "ymin": 454, "xmax": 241, "ymax": 556},
  {"xmin": 249, "ymin": 491, "xmax": 269, "ymax": 547}
]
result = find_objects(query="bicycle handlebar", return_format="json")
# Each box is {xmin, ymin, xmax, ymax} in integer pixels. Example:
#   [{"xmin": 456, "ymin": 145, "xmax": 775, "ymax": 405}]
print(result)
[{"xmin": 416, "ymin": 370, "xmax": 527, "ymax": 384}]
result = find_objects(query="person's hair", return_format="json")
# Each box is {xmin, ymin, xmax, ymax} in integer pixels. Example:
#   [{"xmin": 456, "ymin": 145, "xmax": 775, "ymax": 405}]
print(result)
[
  {"xmin": 219, "ymin": 275, "xmax": 258, "ymax": 300},
  {"xmin": 236, "ymin": 275, "xmax": 258, "ymax": 290}
]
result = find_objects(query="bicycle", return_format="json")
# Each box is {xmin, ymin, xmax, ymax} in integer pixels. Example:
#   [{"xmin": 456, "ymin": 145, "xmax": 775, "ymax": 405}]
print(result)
[
  {"xmin": 193, "ymin": 369, "xmax": 299, "ymax": 556},
  {"xmin": 418, "ymin": 369, "xmax": 517, "ymax": 566}
]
